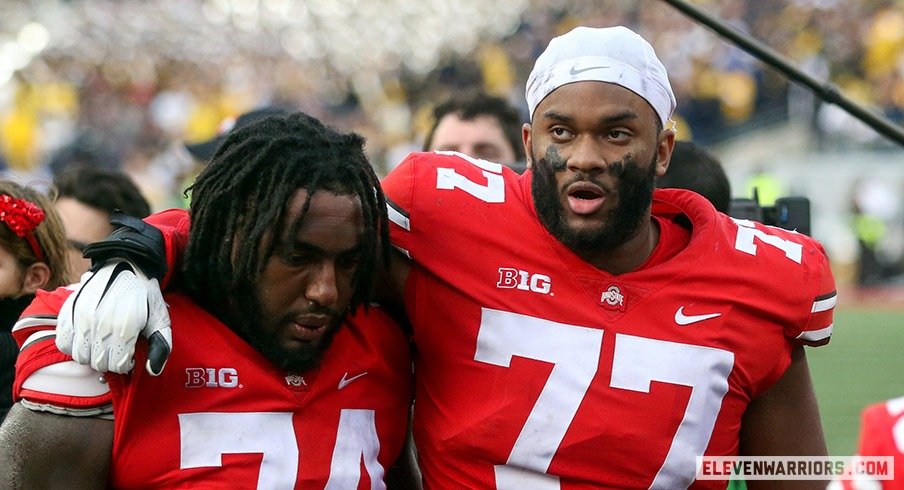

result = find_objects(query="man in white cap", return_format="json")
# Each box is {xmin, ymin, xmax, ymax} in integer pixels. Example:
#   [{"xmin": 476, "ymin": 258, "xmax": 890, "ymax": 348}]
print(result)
[{"xmin": 50, "ymin": 26, "xmax": 835, "ymax": 488}]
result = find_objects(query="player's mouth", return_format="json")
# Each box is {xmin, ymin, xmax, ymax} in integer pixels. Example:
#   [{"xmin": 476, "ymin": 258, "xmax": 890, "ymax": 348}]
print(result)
[
  {"xmin": 565, "ymin": 181, "xmax": 608, "ymax": 215},
  {"xmin": 287, "ymin": 315, "xmax": 331, "ymax": 342}
]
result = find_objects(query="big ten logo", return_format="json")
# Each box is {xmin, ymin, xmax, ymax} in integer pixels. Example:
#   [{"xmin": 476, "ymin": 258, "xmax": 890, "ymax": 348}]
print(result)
[
  {"xmin": 185, "ymin": 368, "xmax": 240, "ymax": 388},
  {"xmin": 497, "ymin": 268, "xmax": 552, "ymax": 295}
]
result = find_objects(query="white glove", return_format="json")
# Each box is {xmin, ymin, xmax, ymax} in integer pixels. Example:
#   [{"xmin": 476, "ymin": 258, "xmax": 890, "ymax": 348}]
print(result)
[{"xmin": 56, "ymin": 259, "xmax": 172, "ymax": 375}]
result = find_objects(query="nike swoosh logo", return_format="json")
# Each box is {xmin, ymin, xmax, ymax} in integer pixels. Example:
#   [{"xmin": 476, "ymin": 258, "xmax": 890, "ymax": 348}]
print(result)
[
  {"xmin": 674, "ymin": 307, "xmax": 721, "ymax": 326},
  {"xmin": 338, "ymin": 371, "xmax": 368, "ymax": 390},
  {"xmin": 569, "ymin": 65, "xmax": 609, "ymax": 76}
]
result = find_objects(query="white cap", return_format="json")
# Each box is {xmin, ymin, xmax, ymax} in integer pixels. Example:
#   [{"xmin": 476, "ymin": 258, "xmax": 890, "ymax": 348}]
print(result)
[{"xmin": 526, "ymin": 26, "xmax": 676, "ymax": 127}]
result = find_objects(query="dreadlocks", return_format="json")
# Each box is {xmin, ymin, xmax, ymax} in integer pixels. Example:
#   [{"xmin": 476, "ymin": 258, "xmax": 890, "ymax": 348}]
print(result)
[{"xmin": 183, "ymin": 111, "xmax": 388, "ymax": 336}]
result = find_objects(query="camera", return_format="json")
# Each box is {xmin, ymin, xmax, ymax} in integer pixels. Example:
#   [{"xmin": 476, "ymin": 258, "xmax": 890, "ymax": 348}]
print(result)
[{"xmin": 728, "ymin": 189, "xmax": 811, "ymax": 236}]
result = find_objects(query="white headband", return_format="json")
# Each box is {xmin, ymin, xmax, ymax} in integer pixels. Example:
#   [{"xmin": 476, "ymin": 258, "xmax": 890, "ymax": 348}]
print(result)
[{"xmin": 526, "ymin": 26, "xmax": 676, "ymax": 127}]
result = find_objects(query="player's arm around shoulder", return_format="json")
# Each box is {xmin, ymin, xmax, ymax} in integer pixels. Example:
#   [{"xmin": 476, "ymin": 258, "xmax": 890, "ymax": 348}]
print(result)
[
  {"xmin": 0, "ymin": 399, "xmax": 113, "ymax": 489},
  {"xmin": 0, "ymin": 287, "xmax": 115, "ymax": 489},
  {"xmin": 13, "ymin": 287, "xmax": 113, "ymax": 415}
]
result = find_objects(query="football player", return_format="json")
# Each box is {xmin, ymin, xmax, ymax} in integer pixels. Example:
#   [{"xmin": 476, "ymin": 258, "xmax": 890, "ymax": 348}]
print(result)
[
  {"xmin": 0, "ymin": 113, "xmax": 412, "ymax": 488},
  {"xmin": 45, "ymin": 26, "xmax": 835, "ymax": 489},
  {"xmin": 831, "ymin": 396, "xmax": 904, "ymax": 489},
  {"xmin": 381, "ymin": 26, "xmax": 835, "ymax": 489}
]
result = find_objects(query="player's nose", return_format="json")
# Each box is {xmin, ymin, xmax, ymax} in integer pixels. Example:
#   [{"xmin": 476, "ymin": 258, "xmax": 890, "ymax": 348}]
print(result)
[
  {"xmin": 566, "ymin": 138, "xmax": 608, "ymax": 174},
  {"xmin": 305, "ymin": 262, "xmax": 340, "ymax": 309}
]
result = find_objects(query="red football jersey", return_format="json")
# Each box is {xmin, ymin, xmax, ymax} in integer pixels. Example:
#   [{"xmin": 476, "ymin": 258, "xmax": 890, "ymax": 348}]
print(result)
[
  {"xmin": 853, "ymin": 397, "xmax": 904, "ymax": 489},
  {"xmin": 14, "ymin": 288, "xmax": 413, "ymax": 489},
  {"xmin": 381, "ymin": 151, "xmax": 837, "ymax": 489}
]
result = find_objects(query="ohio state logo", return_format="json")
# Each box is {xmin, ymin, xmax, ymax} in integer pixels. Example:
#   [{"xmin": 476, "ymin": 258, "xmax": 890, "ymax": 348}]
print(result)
[{"xmin": 600, "ymin": 285, "xmax": 625, "ymax": 311}]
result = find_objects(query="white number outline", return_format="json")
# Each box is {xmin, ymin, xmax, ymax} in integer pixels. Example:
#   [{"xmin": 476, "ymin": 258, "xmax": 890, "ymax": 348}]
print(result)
[
  {"xmin": 179, "ymin": 410, "xmax": 386, "ymax": 489},
  {"xmin": 326, "ymin": 409, "xmax": 386, "ymax": 489},
  {"xmin": 475, "ymin": 309, "xmax": 602, "ymax": 489},
  {"xmin": 887, "ymin": 397, "xmax": 904, "ymax": 454},
  {"xmin": 474, "ymin": 308, "xmax": 735, "ymax": 489},
  {"xmin": 435, "ymin": 151, "xmax": 505, "ymax": 203},
  {"xmin": 612, "ymin": 334, "xmax": 734, "ymax": 488},
  {"xmin": 733, "ymin": 218, "xmax": 803, "ymax": 264},
  {"xmin": 180, "ymin": 412, "xmax": 298, "ymax": 489}
]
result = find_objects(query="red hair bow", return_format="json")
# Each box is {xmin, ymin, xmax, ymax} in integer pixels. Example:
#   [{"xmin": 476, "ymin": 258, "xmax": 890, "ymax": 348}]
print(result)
[{"xmin": 0, "ymin": 194, "xmax": 46, "ymax": 261}]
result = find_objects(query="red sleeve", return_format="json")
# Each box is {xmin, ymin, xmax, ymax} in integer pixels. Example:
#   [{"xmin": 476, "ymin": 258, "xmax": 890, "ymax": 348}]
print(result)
[
  {"xmin": 730, "ymin": 217, "xmax": 838, "ymax": 348},
  {"xmin": 791, "ymin": 238, "xmax": 837, "ymax": 347},
  {"xmin": 12, "ymin": 287, "xmax": 73, "ymax": 348},
  {"xmin": 12, "ymin": 288, "xmax": 113, "ymax": 411},
  {"xmin": 144, "ymin": 208, "xmax": 191, "ymax": 288},
  {"xmin": 380, "ymin": 152, "xmax": 423, "ymax": 259},
  {"xmin": 381, "ymin": 150, "xmax": 510, "ymax": 260}
]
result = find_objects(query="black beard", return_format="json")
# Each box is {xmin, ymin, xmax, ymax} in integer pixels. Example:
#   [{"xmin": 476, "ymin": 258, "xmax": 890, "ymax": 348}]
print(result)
[
  {"xmin": 531, "ymin": 149, "xmax": 656, "ymax": 258},
  {"xmin": 229, "ymin": 287, "xmax": 345, "ymax": 374},
  {"xmin": 243, "ymin": 316, "xmax": 342, "ymax": 374}
]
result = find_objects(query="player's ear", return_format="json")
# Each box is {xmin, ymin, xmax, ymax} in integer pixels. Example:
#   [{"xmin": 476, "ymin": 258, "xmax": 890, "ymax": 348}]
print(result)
[
  {"xmin": 655, "ymin": 126, "xmax": 676, "ymax": 178},
  {"xmin": 522, "ymin": 123, "xmax": 533, "ymax": 170}
]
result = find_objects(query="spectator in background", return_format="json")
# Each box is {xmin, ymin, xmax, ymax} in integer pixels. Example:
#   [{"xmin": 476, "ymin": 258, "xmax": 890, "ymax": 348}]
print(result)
[
  {"xmin": 183, "ymin": 106, "xmax": 292, "ymax": 162},
  {"xmin": 656, "ymin": 140, "xmax": 732, "ymax": 213},
  {"xmin": 177, "ymin": 106, "xmax": 292, "ymax": 207},
  {"xmin": 849, "ymin": 177, "xmax": 903, "ymax": 286},
  {"xmin": 0, "ymin": 181, "xmax": 69, "ymax": 422},
  {"xmin": 53, "ymin": 165, "xmax": 151, "ymax": 278},
  {"xmin": 744, "ymin": 165, "xmax": 786, "ymax": 207},
  {"xmin": 422, "ymin": 91, "xmax": 527, "ymax": 172},
  {"xmin": 48, "ymin": 131, "xmax": 122, "ymax": 177}
]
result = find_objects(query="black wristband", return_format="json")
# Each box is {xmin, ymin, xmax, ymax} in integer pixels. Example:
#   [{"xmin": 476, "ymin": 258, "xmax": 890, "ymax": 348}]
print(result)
[{"xmin": 83, "ymin": 212, "xmax": 168, "ymax": 282}]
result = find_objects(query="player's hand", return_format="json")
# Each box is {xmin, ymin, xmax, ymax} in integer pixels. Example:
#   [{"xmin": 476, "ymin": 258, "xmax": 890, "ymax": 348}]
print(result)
[{"xmin": 56, "ymin": 259, "xmax": 172, "ymax": 376}]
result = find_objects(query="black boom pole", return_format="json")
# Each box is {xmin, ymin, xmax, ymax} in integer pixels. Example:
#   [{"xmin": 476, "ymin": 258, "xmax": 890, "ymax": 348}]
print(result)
[{"xmin": 658, "ymin": 0, "xmax": 904, "ymax": 148}]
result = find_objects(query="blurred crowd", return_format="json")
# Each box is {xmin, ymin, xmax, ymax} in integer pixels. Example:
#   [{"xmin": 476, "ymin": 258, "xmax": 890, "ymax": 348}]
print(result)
[{"xmin": 0, "ymin": 0, "xmax": 902, "ymax": 212}]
